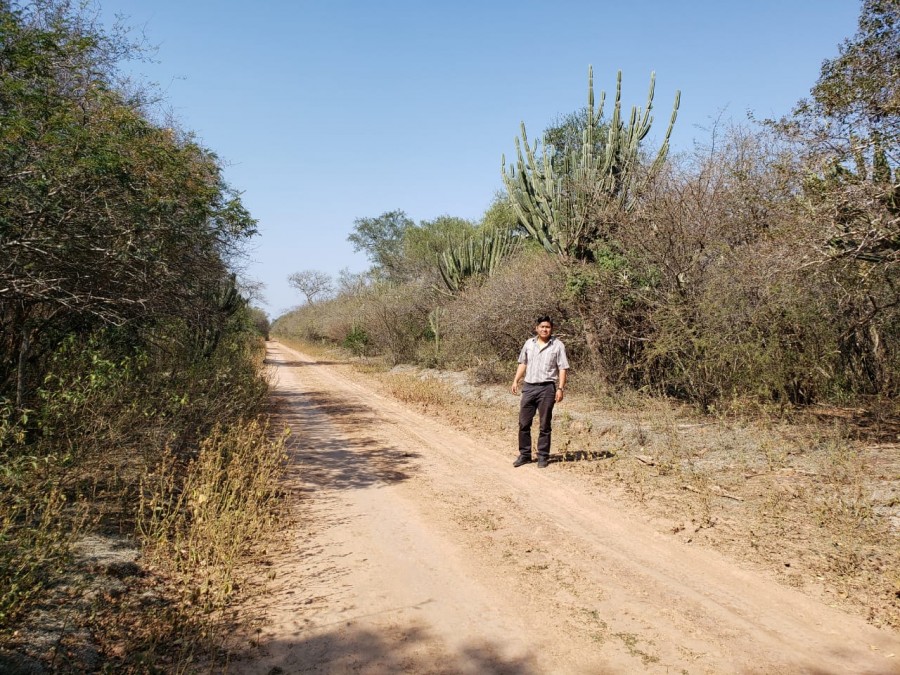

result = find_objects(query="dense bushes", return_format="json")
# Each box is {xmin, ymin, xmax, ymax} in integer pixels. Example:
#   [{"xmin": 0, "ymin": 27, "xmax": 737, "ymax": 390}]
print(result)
[
  {"xmin": 275, "ymin": 279, "xmax": 437, "ymax": 364},
  {"xmin": 441, "ymin": 249, "xmax": 571, "ymax": 366},
  {"xmin": 0, "ymin": 1, "xmax": 282, "ymax": 660},
  {"xmin": 0, "ymin": 2, "xmax": 256, "ymax": 410}
]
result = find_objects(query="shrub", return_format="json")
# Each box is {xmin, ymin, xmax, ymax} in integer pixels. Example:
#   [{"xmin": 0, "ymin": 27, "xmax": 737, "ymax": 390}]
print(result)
[
  {"xmin": 343, "ymin": 325, "xmax": 371, "ymax": 356},
  {"xmin": 443, "ymin": 249, "xmax": 572, "ymax": 367},
  {"xmin": 139, "ymin": 420, "xmax": 287, "ymax": 612}
]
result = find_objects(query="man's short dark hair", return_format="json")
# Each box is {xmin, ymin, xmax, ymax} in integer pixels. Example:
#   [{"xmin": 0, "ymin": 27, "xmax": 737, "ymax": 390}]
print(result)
[{"xmin": 535, "ymin": 315, "xmax": 554, "ymax": 327}]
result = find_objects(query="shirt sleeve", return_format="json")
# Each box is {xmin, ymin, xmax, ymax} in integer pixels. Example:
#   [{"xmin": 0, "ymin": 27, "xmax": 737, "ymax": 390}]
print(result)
[
  {"xmin": 557, "ymin": 341, "xmax": 570, "ymax": 370},
  {"xmin": 517, "ymin": 341, "xmax": 529, "ymax": 364}
]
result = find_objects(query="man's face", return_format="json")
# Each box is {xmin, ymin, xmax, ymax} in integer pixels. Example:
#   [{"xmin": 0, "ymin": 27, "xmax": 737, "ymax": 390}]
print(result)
[{"xmin": 536, "ymin": 321, "xmax": 553, "ymax": 340}]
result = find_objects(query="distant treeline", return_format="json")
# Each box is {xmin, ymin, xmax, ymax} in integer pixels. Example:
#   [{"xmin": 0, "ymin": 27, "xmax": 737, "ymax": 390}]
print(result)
[{"xmin": 275, "ymin": 0, "xmax": 898, "ymax": 411}]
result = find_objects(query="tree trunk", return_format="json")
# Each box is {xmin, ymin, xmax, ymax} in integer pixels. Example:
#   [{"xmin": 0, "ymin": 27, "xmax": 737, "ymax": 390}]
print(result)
[{"xmin": 16, "ymin": 325, "xmax": 30, "ymax": 411}]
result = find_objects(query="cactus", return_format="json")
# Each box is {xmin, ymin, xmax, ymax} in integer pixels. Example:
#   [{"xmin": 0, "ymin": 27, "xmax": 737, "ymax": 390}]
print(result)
[
  {"xmin": 194, "ymin": 273, "xmax": 245, "ymax": 358},
  {"xmin": 502, "ymin": 67, "xmax": 680, "ymax": 261},
  {"xmin": 214, "ymin": 273, "xmax": 243, "ymax": 317},
  {"xmin": 437, "ymin": 227, "xmax": 520, "ymax": 294}
]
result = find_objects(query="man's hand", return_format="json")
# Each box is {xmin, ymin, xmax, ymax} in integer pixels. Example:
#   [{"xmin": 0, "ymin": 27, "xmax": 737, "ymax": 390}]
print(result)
[
  {"xmin": 512, "ymin": 364, "xmax": 527, "ymax": 395},
  {"xmin": 555, "ymin": 388, "xmax": 564, "ymax": 403}
]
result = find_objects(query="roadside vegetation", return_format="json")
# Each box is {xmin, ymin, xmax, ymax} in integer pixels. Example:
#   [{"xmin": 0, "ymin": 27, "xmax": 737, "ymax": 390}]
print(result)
[
  {"xmin": 275, "ymin": 0, "xmax": 899, "ymax": 628},
  {"xmin": 1, "ymin": 2, "xmax": 283, "ymax": 671}
]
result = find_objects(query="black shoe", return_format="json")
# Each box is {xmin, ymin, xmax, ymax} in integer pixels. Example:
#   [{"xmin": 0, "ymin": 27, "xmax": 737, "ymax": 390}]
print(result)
[
  {"xmin": 513, "ymin": 454, "xmax": 532, "ymax": 467},
  {"xmin": 537, "ymin": 457, "xmax": 550, "ymax": 468}
]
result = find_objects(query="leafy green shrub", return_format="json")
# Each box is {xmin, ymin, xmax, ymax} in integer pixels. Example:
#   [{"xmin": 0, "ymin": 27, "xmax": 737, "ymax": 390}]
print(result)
[
  {"xmin": 0, "ymin": 481, "xmax": 82, "ymax": 629},
  {"xmin": 343, "ymin": 326, "xmax": 370, "ymax": 356}
]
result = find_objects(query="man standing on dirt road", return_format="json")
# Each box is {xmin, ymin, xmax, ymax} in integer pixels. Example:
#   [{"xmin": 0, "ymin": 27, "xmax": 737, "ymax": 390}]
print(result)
[{"xmin": 510, "ymin": 316, "xmax": 569, "ymax": 468}]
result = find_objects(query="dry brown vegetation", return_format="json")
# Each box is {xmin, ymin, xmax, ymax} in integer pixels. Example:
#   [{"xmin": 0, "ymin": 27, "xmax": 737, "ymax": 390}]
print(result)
[{"xmin": 0, "ymin": 335, "xmax": 288, "ymax": 673}]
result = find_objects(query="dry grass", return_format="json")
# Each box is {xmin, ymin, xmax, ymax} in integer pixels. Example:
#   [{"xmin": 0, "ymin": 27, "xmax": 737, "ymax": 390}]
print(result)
[
  {"xmin": 378, "ymin": 373, "xmax": 457, "ymax": 408},
  {"xmin": 139, "ymin": 420, "xmax": 288, "ymax": 612},
  {"xmin": 1, "ymin": 335, "xmax": 289, "ymax": 672},
  {"xmin": 274, "ymin": 337, "xmax": 341, "ymax": 363},
  {"xmin": 38, "ymin": 418, "xmax": 294, "ymax": 673}
]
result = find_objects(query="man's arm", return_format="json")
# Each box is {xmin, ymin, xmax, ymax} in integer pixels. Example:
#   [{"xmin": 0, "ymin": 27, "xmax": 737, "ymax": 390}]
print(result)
[
  {"xmin": 511, "ymin": 363, "xmax": 527, "ymax": 395},
  {"xmin": 556, "ymin": 368, "xmax": 568, "ymax": 402}
]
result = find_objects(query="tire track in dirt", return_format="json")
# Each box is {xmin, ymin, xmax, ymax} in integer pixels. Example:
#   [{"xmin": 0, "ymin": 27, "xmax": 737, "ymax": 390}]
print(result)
[{"xmin": 230, "ymin": 343, "xmax": 900, "ymax": 674}]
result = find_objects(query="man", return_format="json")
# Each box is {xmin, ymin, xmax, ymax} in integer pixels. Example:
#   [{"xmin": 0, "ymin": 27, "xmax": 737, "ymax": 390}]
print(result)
[{"xmin": 510, "ymin": 316, "xmax": 569, "ymax": 468}]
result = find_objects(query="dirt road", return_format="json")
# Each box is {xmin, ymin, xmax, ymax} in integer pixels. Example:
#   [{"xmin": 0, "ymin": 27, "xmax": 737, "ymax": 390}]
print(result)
[{"xmin": 232, "ymin": 342, "xmax": 900, "ymax": 674}]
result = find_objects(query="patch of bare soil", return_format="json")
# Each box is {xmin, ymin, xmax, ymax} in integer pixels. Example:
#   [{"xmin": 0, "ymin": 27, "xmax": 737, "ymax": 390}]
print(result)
[
  {"xmin": 230, "ymin": 342, "xmax": 900, "ymax": 674},
  {"xmin": 0, "ymin": 535, "xmax": 168, "ymax": 674}
]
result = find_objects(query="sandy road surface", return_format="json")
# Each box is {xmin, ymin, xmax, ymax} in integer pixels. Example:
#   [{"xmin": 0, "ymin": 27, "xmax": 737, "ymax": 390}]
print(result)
[{"xmin": 231, "ymin": 342, "xmax": 900, "ymax": 674}]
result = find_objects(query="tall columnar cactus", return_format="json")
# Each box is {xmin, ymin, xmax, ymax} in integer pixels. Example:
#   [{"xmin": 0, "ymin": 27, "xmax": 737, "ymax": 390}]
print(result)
[
  {"xmin": 195, "ymin": 273, "xmax": 245, "ymax": 357},
  {"xmin": 502, "ymin": 67, "xmax": 680, "ymax": 261},
  {"xmin": 437, "ymin": 227, "xmax": 520, "ymax": 295}
]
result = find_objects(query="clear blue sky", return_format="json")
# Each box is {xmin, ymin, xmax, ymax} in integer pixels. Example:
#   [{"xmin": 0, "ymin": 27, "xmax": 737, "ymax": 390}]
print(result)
[{"xmin": 97, "ymin": 0, "xmax": 860, "ymax": 317}]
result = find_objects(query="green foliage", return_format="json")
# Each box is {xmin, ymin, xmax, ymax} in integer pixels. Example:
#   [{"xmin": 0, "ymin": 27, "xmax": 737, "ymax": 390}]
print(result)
[
  {"xmin": 248, "ymin": 307, "xmax": 271, "ymax": 340},
  {"xmin": 348, "ymin": 211, "xmax": 481, "ymax": 285},
  {"xmin": 542, "ymin": 104, "xmax": 608, "ymax": 174},
  {"xmin": 0, "ymin": 2, "xmax": 257, "ymax": 411},
  {"xmin": 404, "ymin": 215, "xmax": 478, "ymax": 283},
  {"xmin": 480, "ymin": 194, "xmax": 521, "ymax": 232},
  {"xmin": 343, "ymin": 325, "xmax": 370, "ymax": 356},
  {"xmin": 347, "ymin": 210, "xmax": 415, "ymax": 281},
  {"xmin": 0, "ymin": 4, "xmax": 277, "ymax": 658},
  {"xmin": 778, "ymin": 0, "xmax": 899, "ymax": 267},
  {"xmin": 811, "ymin": 0, "xmax": 899, "ymax": 140},
  {"xmin": 348, "ymin": 211, "xmax": 486, "ymax": 283}
]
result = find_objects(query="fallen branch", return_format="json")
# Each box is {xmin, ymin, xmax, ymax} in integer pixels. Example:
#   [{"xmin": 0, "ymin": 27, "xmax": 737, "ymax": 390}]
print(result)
[{"xmin": 682, "ymin": 484, "xmax": 744, "ymax": 502}]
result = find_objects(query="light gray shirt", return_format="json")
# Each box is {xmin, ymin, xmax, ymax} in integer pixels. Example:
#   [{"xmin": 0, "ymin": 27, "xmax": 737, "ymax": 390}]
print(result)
[{"xmin": 518, "ymin": 336, "xmax": 569, "ymax": 384}]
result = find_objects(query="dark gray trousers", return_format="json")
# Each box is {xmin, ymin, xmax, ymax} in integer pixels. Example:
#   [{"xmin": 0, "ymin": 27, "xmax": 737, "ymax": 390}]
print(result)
[{"xmin": 518, "ymin": 382, "xmax": 556, "ymax": 458}]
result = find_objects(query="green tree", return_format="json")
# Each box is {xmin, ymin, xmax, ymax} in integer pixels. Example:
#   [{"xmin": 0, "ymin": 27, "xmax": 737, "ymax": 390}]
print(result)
[
  {"xmin": 783, "ymin": 0, "xmax": 899, "ymax": 265},
  {"xmin": 347, "ymin": 210, "xmax": 414, "ymax": 281},
  {"xmin": 0, "ymin": 1, "xmax": 256, "ymax": 408},
  {"xmin": 480, "ymin": 193, "xmax": 521, "ymax": 234},
  {"xmin": 249, "ymin": 307, "xmax": 271, "ymax": 340},
  {"xmin": 542, "ymin": 106, "xmax": 608, "ymax": 173},
  {"xmin": 810, "ymin": 0, "xmax": 899, "ymax": 146},
  {"xmin": 402, "ymin": 215, "xmax": 478, "ymax": 283},
  {"xmin": 348, "ymin": 210, "xmax": 479, "ymax": 284}
]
